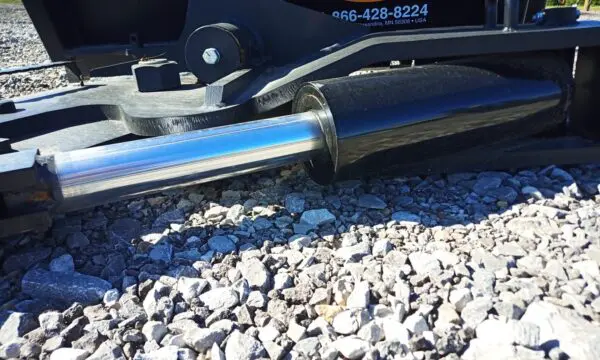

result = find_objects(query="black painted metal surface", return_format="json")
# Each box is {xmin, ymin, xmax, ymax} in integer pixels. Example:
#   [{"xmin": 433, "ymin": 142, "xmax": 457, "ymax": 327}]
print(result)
[{"xmin": 293, "ymin": 62, "xmax": 568, "ymax": 183}]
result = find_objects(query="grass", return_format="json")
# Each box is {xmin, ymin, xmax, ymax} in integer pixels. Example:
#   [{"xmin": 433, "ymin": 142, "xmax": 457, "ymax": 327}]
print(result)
[{"xmin": 0, "ymin": 0, "xmax": 22, "ymax": 4}]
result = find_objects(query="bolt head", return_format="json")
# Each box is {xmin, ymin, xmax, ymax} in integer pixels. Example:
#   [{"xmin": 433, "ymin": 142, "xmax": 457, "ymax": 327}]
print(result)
[{"xmin": 202, "ymin": 48, "xmax": 221, "ymax": 65}]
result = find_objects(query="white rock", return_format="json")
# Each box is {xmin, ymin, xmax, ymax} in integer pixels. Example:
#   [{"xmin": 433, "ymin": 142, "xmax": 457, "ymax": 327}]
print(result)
[
  {"xmin": 211, "ymin": 343, "xmax": 225, "ymax": 360},
  {"xmin": 408, "ymin": 252, "xmax": 441, "ymax": 276},
  {"xmin": 239, "ymin": 258, "xmax": 271, "ymax": 290},
  {"xmin": 461, "ymin": 296, "xmax": 493, "ymax": 328},
  {"xmin": 403, "ymin": 314, "xmax": 429, "ymax": 335},
  {"xmin": 372, "ymin": 240, "xmax": 392, "ymax": 257},
  {"xmin": 332, "ymin": 310, "xmax": 360, "ymax": 335},
  {"xmin": 177, "ymin": 277, "xmax": 208, "ymax": 303},
  {"xmin": 357, "ymin": 321, "xmax": 384, "ymax": 343},
  {"xmin": 287, "ymin": 321, "xmax": 307, "ymax": 343},
  {"xmin": 199, "ymin": 287, "xmax": 239, "ymax": 310},
  {"xmin": 103, "ymin": 289, "xmax": 119, "ymax": 308},
  {"xmin": 273, "ymin": 273, "xmax": 293, "ymax": 290},
  {"xmin": 258, "ymin": 325, "xmax": 280, "ymax": 343},
  {"xmin": 246, "ymin": 291, "xmax": 268, "ymax": 309},
  {"xmin": 333, "ymin": 336, "xmax": 370, "ymax": 359},
  {"xmin": 184, "ymin": 328, "xmax": 226, "ymax": 352},
  {"xmin": 50, "ymin": 348, "xmax": 89, "ymax": 360},
  {"xmin": 432, "ymin": 250, "xmax": 460, "ymax": 267},
  {"xmin": 476, "ymin": 318, "xmax": 540, "ymax": 348},
  {"xmin": 521, "ymin": 301, "xmax": 600, "ymax": 360},
  {"xmin": 142, "ymin": 321, "xmax": 168, "ymax": 343},
  {"xmin": 346, "ymin": 281, "xmax": 370, "ymax": 309},
  {"xmin": 380, "ymin": 319, "xmax": 410, "ymax": 344},
  {"xmin": 224, "ymin": 330, "xmax": 267, "ymax": 360},
  {"xmin": 449, "ymin": 288, "xmax": 473, "ymax": 312},
  {"xmin": 288, "ymin": 235, "xmax": 311, "ymax": 250}
]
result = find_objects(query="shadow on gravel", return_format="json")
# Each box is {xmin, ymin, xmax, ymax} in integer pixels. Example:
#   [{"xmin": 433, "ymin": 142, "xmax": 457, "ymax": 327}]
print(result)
[{"xmin": 1, "ymin": 163, "xmax": 600, "ymax": 328}]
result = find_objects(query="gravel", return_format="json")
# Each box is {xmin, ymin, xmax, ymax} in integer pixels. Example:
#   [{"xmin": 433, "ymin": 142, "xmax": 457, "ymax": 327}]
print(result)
[
  {"xmin": 2, "ymin": 4, "xmax": 600, "ymax": 360},
  {"xmin": 0, "ymin": 4, "xmax": 67, "ymax": 99}
]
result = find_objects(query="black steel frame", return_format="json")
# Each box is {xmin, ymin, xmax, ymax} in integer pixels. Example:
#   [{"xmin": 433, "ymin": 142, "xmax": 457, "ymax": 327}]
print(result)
[{"xmin": 1, "ymin": 0, "xmax": 600, "ymax": 238}]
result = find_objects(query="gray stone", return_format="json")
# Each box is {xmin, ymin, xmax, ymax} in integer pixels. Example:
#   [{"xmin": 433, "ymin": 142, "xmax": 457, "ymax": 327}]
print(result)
[
  {"xmin": 495, "ymin": 243, "xmax": 527, "ymax": 257},
  {"xmin": 103, "ymin": 289, "xmax": 120, "ymax": 308},
  {"xmin": 208, "ymin": 236, "xmax": 236, "ymax": 253},
  {"xmin": 335, "ymin": 242, "xmax": 370, "ymax": 262},
  {"xmin": 246, "ymin": 291, "xmax": 268, "ymax": 309},
  {"xmin": 72, "ymin": 330, "xmax": 106, "ymax": 354},
  {"xmin": 149, "ymin": 243, "xmax": 173, "ymax": 263},
  {"xmin": 22, "ymin": 268, "xmax": 112, "ymax": 305},
  {"xmin": 300, "ymin": 209, "xmax": 336, "ymax": 227},
  {"xmin": 358, "ymin": 194, "xmax": 387, "ymax": 209},
  {"xmin": 3, "ymin": 247, "xmax": 51, "ymax": 273},
  {"xmin": 473, "ymin": 176, "xmax": 502, "ymax": 195},
  {"xmin": 449, "ymin": 288, "xmax": 473, "ymax": 312},
  {"xmin": 49, "ymin": 254, "xmax": 75, "ymax": 273},
  {"xmin": 152, "ymin": 209, "xmax": 185, "ymax": 228},
  {"xmin": 521, "ymin": 301, "xmax": 600, "ymax": 360},
  {"xmin": 461, "ymin": 297, "xmax": 493, "ymax": 328},
  {"xmin": 409, "ymin": 252, "xmax": 441, "ymax": 276},
  {"xmin": 391, "ymin": 211, "xmax": 421, "ymax": 224},
  {"xmin": 86, "ymin": 340, "xmax": 125, "ymax": 360},
  {"xmin": 0, "ymin": 342, "xmax": 21, "ymax": 359},
  {"xmin": 487, "ymin": 187, "xmax": 518, "ymax": 203},
  {"xmin": 239, "ymin": 258, "xmax": 271, "ymax": 290},
  {"xmin": 285, "ymin": 193, "xmax": 305, "ymax": 213},
  {"xmin": 550, "ymin": 167, "xmax": 574, "ymax": 182},
  {"xmin": 0, "ymin": 312, "xmax": 37, "ymax": 344},
  {"xmin": 177, "ymin": 277, "xmax": 208, "ymax": 303},
  {"xmin": 357, "ymin": 321, "xmax": 384, "ymax": 343},
  {"xmin": 108, "ymin": 218, "xmax": 141, "ymax": 243},
  {"xmin": 288, "ymin": 234, "xmax": 311, "ymax": 250},
  {"xmin": 184, "ymin": 328, "xmax": 226, "ymax": 352},
  {"xmin": 66, "ymin": 232, "xmax": 90, "ymax": 249},
  {"xmin": 294, "ymin": 337, "xmax": 320, "ymax": 357},
  {"xmin": 506, "ymin": 217, "xmax": 560, "ymax": 240},
  {"xmin": 50, "ymin": 348, "xmax": 89, "ymax": 360},
  {"xmin": 39, "ymin": 311, "xmax": 64, "ymax": 335},
  {"xmin": 224, "ymin": 330, "xmax": 267, "ymax": 360},
  {"xmin": 333, "ymin": 336, "xmax": 370, "ymax": 360},
  {"xmin": 199, "ymin": 287, "xmax": 239, "ymax": 310}
]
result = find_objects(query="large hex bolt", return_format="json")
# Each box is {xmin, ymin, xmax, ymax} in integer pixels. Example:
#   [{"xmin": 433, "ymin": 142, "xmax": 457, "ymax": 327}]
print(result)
[{"xmin": 131, "ymin": 58, "xmax": 181, "ymax": 93}]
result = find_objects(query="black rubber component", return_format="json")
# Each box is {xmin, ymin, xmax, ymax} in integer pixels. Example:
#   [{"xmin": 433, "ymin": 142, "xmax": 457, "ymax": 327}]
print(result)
[
  {"xmin": 185, "ymin": 23, "xmax": 259, "ymax": 84},
  {"xmin": 0, "ymin": 100, "xmax": 16, "ymax": 115},
  {"xmin": 533, "ymin": 7, "xmax": 580, "ymax": 26},
  {"xmin": 293, "ymin": 60, "xmax": 569, "ymax": 184}
]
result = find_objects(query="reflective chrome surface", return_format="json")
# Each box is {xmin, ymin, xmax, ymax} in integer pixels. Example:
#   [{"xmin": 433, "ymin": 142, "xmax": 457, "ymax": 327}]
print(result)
[{"xmin": 50, "ymin": 112, "xmax": 324, "ymax": 211}]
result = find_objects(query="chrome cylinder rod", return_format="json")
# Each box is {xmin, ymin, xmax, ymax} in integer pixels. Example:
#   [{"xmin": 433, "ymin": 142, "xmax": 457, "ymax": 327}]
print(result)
[{"xmin": 46, "ymin": 112, "xmax": 325, "ymax": 212}]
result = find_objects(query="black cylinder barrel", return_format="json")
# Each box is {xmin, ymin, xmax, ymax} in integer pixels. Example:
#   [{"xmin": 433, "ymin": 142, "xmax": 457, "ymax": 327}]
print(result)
[{"xmin": 293, "ymin": 62, "xmax": 568, "ymax": 184}]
